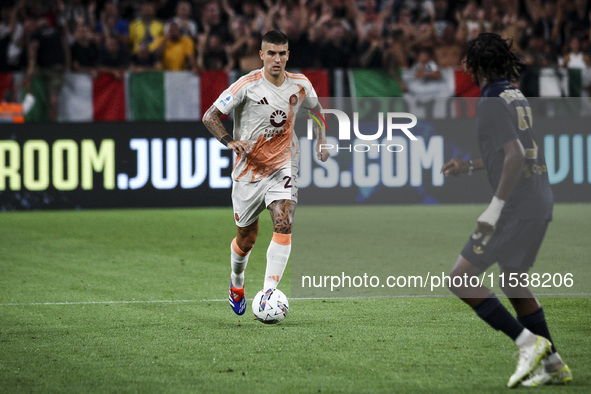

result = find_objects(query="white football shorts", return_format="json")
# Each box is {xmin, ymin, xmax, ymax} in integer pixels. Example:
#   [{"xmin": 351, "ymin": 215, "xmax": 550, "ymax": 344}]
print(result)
[{"xmin": 231, "ymin": 167, "xmax": 298, "ymax": 227}]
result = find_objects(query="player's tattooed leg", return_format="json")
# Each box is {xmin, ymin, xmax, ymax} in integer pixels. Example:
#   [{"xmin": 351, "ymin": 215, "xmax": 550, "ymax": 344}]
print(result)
[
  {"xmin": 236, "ymin": 219, "xmax": 259, "ymax": 253},
  {"xmin": 268, "ymin": 199, "xmax": 296, "ymax": 234}
]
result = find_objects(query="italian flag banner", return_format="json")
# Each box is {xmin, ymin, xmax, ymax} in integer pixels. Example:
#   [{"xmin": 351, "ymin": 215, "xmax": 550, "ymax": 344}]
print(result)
[
  {"xmin": 2, "ymin": 67, "xmax": 589, "ymax": 123},
  {"xmin": 29, "ymin": 71, "xmax": 206, "ymax": 123}
]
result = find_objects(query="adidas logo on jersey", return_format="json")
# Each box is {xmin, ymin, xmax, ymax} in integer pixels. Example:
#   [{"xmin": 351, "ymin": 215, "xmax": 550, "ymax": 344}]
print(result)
[{"xmin": 257, "ymin": 97, "xmax": 269, "ymax": 105}]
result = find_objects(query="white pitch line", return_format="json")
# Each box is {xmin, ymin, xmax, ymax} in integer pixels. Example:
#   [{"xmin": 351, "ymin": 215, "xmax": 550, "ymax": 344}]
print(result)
[{"xmin": 1, "ymin": 293, "xmax": 590, "ymax": 307}]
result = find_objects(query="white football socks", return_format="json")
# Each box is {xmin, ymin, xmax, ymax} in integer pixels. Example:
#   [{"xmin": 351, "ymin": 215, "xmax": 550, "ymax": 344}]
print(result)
[
  {"xmin": 230, "ymin": 238, "xmax": 250, "ymax": 288},
  {"xmin": 263, "ymin": 233, "xmax": 291, "ymax": 289}
]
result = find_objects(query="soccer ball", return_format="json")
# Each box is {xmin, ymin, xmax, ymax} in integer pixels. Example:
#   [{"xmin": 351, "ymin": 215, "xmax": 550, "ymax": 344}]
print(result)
[{"xmin": 252, "ymin": 288, "xmax": 289, "ymax": 324}]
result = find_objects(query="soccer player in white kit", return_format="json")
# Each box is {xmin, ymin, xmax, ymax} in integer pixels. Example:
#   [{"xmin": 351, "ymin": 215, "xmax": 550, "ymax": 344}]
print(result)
[{"xmin": 203, "ymin": 30, "xmax": 329, "ymax": 315}]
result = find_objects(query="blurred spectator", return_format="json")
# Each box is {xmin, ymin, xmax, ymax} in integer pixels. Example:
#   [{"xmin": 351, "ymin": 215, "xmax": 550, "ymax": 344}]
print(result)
[
  {"xmin": 564, "ymin": 0, "xmax": 590, "ymax": 36},
  {"xmin": 150, "ymin": 21, "xmax": 197, "ymax": 72},
  {"xmin": 98, "ymin": 35, "xmax": 128, "ymax": 78},
  {"xmin": 27, "ymin": 15, "xmax": 69, "ymax": 122},
  {"xmin": 410, "ymin": 47, "xmax": 441, "ymax": 80},
  {"xmin": 129, "ymin": 2, "xmax": 164, "ymax": 54},
  {"xmin": 198, "ymin": 1, "xmax": 229, "ymax": 42},
  {"xmin": 532, "ymin": 0, "xmax": 566, "ymax": 50},
  {"xmin": 456, "ymin": 0, "xmax": 483, "ymax": 42},
  {"xmin": 318, "ymin": 20, "xmax": 356, "ymax": 69},
  {"xmin": 61, "ymin": 0, "xmax": 96, "ymax": 32},
  {"xmin": 70, "ymin": 24, "xmax": 98, "ymax": 77},
  {"xmin": 0, "ymin": 2, "xmax": 25, "ymax": 71},
  {"xmin": 198, "ymin": 31, "xmax": 233, "ymax": 71},
  {"xmin": 96, "ymin": 1, "xmax": 129, "ymax": 46},
  {"xmin": 165, "ymin": 1, "xmax": 197, "ymax": 39},
  {"xmin": 383, "ymin": 28, "xmax": 408, "ymax": 92},
  {"xmin": 435, "ymin": 24, "xmax": 463, "ymax": 68},
  {"xmin": 130, "ymin": 42, "xmax": 161, "ymax": 72},
  {"xmin": 230, "ymin": 30, "xmax": 262, "ymax": 72},
  {"xmin": 358, "ymin": 23, "xmax": 384, "ymax": 68},
  {"xmin": 283, "ymin": 16, "xmax": 317, "ymax": 68},
  {"xmin": 524, "ymin": 33, "xmax": 553, "ymax": 67},
  {"xmin": 432, "ymin": 0, "xmax": 454, "ymax": 39},
  {"xmin": 560, "ymin": 35, "xmax": 591, "ymax": 68}
]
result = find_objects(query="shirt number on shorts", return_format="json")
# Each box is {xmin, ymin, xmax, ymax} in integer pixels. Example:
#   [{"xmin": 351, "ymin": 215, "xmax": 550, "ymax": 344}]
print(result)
[{"xmin": 283, "ymin": 176, "xmax": 293, "ymax": 189}]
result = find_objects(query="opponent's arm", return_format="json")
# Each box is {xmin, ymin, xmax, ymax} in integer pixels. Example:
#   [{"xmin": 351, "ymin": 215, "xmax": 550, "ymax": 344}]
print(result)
[
  {"xmin": 311, "ymin": 103, "xmax": 330, "ymax": 162},
  {"xmin": 477, "ymin": 139, "xmax": 525, "ymax": 232},
  {"xmin": 202, "ymin": 105, "xmax": 251, "ymax": 155},
  {"xmin": 441, "ymin": 158, "xmax": 484, "ymax": 176}
]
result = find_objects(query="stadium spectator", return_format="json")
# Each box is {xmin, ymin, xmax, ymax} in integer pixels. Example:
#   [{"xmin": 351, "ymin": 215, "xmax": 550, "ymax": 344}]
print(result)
[
  {"xmin": 70, "ymin": 23, "xmax": 98, "ymax": 77},
  {"xmin": 96, "ymin": 1, "xmax": 129, "ymax": 46},
  {"xmin": 230, "ymin": 30, "xmax": 262, "ymax": 72},
  {"xmin": 358, "ymin": 22, "xmax": 384, "ymax": 68},
  {"xmin": 129, "ymin": 2, "xmax": 164, "ymax": 54},
  {"xmin": 410, "ymin": 46, "xmax": 441, "ymax": 80},
  {"xmin": 456, "ymin": 0, "xmax": 483, "ymax": 42},
  {"xmin": 150, "ymin": 21, "xmax": 197, "ymax": 72},
  {"xmin": 532, "ymin": 0, "xmax": 566, "ymax": 50},
  {"xmin": 564, "ymin": 0, "xmax": 590, "ymax": 36},
  {"xmin": 317, "ymin": 20, "xmax": 356, "ymax": 69},
  {"xmin": 281, "ymin": 13, "xmax": 317, "ymax": 69},
  {"xmin": 560, "ymin": 35, "xmax": 591, "ymax": 67},
  {"xmin": 383, "ymin": 28, "xmax": 408, "ymax": 92},
  {"xmin": 26, "ymin": 15, "xmax": 69, "ymax": 122},
  {"xmin": 165, "ymin": 1, "xmax": 197, "ymax": 39},
  {"xmin": 97, "ymin": 35, "xmax": 128, "ymax": 78},
  {"xmin": 435, "ymin": 24, "xmax": 463, "ymax": 68},
  {"xmin": 198, "ymin": 1, "xmax": 229, "ymax": 42},
  {"xmin": 198, "ymin": 30, "xmax": 233, "ymax": 71},
  {"xmin": 61, "ymin": 0, "xmax": 96, "ymax": 32},
  {"xmin": 432, "ymin": 0, "xmax": 454, "ymax": 39},
  {"xmin": 0, "ymin": 1, "xmax": 25, "ymax": 71},
  {"xmin": 129, "ymin": 42, "xmax": 161, "ymax": 72}
]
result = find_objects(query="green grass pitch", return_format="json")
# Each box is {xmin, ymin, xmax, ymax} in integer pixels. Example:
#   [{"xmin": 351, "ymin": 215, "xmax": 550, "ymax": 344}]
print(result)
[{"xmin": 1, "ymin": 204, "xmax": 589, "ymax": 392}]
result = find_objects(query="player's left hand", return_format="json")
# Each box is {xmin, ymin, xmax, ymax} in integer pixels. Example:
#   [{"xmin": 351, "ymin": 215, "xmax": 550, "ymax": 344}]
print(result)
[{"xmin": 316, "ymin": 139, "xmax": 330, "ymax": 162}]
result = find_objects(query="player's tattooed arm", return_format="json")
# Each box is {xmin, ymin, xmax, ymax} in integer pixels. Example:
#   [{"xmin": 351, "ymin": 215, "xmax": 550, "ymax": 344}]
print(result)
[
  {"xmin": 268, "ymin": 200, "xmax": 296, "ymax": 234},
  {"xmin": 311, "ymin": 103, "xmax": 330, "ymax": 162},
  {"xmin": 203, "ymin": 105, "xmax": 251, "ymax": 155}
]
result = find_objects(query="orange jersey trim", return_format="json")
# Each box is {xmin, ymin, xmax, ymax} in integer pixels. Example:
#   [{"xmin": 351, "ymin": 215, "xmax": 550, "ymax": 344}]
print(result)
[{"xmin": 229, "ymin": 71, "xmax": 263, "ymax": 95}]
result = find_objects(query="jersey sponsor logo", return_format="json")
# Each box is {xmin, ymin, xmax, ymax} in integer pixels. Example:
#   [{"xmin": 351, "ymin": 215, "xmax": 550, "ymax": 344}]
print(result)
[
  {"xmin": 270, "ymin": 110, "xmax": 287, "ymax": 127},
  {"xmin": 256, "ymin": 97, "xmax": 269, "ymax": 105}
]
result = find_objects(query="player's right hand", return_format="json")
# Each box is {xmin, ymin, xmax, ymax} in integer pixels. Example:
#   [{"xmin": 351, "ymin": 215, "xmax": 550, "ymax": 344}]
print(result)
[
  {"xmin": 227, "ymin": 140, "xmax": 252, "ymax": 155},
  {"xmin": 441, "ymin": 158, "xmax": 468, "ymax": 176}
]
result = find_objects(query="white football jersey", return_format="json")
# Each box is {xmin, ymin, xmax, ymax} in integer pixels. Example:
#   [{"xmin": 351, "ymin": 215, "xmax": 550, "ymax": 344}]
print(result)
[{"xmin": 214, "ymin": 68, "xmax": 318, "ymax": 182}]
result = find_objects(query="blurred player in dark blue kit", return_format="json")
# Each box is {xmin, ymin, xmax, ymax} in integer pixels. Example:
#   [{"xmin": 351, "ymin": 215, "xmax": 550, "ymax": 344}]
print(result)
[{"xmin": 441, "ymin": 33, "xmax": 572, "ymax": 388}]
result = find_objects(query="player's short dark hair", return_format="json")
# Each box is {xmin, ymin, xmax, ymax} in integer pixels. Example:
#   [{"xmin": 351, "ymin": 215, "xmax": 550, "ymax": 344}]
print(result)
[
  {"xmin": 465, "ymin": 33, "xmax": 524, "ymax": 82},
  {"xmin": 261, "ymin": 30, "xmax": 288, "ymax": 46}
]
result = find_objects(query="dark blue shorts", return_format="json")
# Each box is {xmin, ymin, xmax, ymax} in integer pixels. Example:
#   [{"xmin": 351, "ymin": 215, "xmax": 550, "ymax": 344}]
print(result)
[{"xmin": 460, "ymin": 218, "xmax": 550, "ymax": 271}]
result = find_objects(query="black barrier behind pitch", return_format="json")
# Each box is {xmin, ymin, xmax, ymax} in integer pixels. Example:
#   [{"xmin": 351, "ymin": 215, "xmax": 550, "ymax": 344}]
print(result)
[{"xmin": 0, "ymin": 112, "xmax": 589, "ymax": 210}]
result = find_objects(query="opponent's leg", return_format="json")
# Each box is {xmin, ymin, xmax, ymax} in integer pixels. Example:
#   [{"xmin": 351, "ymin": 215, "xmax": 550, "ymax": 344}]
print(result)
[
  {"xmin": 264, "ymin": 199, "xmax": 296, "ymax": 289},
  {"xmin": 500, "ymin": 269, "xmax": 572, "ymax": 386},
  {"xmin": 229, "ymin": 220, "xmax": 259, "ymax": 315},
  {"xmin": 448, "ymin": 256, "xmax": 551, "ymax": 388}
]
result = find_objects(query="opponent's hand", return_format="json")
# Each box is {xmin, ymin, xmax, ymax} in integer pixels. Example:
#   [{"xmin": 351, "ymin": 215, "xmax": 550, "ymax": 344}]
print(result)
[
  {"xmin": 477, "ymin": 196, "xmax": 505, "ymax": 233},
  {"xmin": 227, "ymin": 140, "xmax": 252, "ymax": 155},
  {"xmin": 316, "ymin": 139, "xmax": 330, "ymax": 162},
  {"xmin": 441, "ymin": 158, "xmax": 469, "ymax": 176}
]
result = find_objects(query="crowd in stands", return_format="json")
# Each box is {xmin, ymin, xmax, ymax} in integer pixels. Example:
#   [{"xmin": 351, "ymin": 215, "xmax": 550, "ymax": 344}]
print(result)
[{"xmin": 1, "ymin": 0, "xmax": 590, "ymax": 94}]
